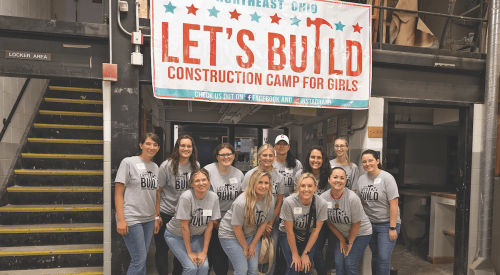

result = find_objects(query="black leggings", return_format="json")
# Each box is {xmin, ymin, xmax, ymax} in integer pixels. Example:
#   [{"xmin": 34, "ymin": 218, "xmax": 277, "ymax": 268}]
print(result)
[{"xmin": 154, "ymin": 212, "xmax": 183, "ymax": 275}]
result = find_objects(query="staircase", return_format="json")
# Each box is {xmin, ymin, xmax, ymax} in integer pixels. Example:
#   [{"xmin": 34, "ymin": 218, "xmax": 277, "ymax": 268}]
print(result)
[{"xmin": 0, "ymin": 83, "xmax": 104, "ymax": 274}]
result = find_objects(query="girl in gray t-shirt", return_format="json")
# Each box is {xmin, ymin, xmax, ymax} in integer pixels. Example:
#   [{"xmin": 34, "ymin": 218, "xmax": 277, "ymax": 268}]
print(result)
[
  {"xmin": 273, "ymin": 134, "xmax": 303, "ymax": 197},
  {"xmin": 219, "ymin": 169, "xmax": 275, "ymax": 275},
  {"xmin": 204, "ymin": 143, "xmax": 244, "ymax": 275},
  {"xmin": 164, "ymin": 168, "xmax": 221, "ymax": 275},
  {"xmin": 357, "ymin": 150, "xmax": 401, "ymax": 275},
  {"xmin": 321, "ymin": 167, "xmax": 372, "ymax": 275},
  {"xmin": 330, "ymin": 137, "xmax": 360, "ymax": 191},
  {"xmin": 154, "ymin": 135, "xmax": 200, "ymax": 275},
  {"xmin": 114, "ymin": 133, "xmax": 160, "ymax": 275},
  {"xmin": 278, "ymin": 173, "xmax": 328, "ymax": 275}
]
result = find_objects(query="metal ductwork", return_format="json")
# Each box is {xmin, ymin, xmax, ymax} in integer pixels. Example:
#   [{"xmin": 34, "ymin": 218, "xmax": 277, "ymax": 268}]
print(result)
[{"xmin": 470, "ymin": 0, "xmax": 499, "ymax": 273}]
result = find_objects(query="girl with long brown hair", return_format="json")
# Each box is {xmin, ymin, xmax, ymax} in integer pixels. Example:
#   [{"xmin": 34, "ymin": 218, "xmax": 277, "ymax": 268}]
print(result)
[{"xmin": 154, "ymin": 135, "xmax": 200, "ymax": 275}]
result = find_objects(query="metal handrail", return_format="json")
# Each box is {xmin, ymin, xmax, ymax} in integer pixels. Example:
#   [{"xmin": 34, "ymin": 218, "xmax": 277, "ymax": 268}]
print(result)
[{"xmin": 0, "ymin": 78, "xmax": 31, "ymax": 142}]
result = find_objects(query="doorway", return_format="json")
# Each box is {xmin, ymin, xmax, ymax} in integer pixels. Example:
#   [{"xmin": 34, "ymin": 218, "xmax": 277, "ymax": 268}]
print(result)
[{"xmin": 383, "ymin": 99, "xmax": 473, "ymax": 275}]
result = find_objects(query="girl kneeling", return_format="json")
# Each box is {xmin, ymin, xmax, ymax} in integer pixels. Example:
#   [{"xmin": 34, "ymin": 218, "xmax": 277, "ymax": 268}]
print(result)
[
  {"xmin": 279, "ymin": 173, "xmax": 328, "ymax": 275},
  {"xmin": 164, "ymin": 169, "xmax": 221, "ymax": 275}
]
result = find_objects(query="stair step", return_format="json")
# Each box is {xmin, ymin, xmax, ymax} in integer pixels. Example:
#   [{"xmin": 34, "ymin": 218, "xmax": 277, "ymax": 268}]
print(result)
[
  {"xmin": 28, "ymin": 138, "xmax": 103, "ymax": 144},
  {"xmin": 33, "ymin": 124, "xmax": 103, "ymax": 130},
  {"xmin": 7, "ymin": 186, "xmax": 103, "ymax": 205},
  {"xmin": 39, "ymin": 110, "xmax": 103, "ymax": 117},
  {"xmin": 0, "ymin": 224, "xmax": 103, "ymax": 246},
  {"xmin": 26, "ymin": 143, "xmax": 103, "ymax": 155},
  {"xmin": 0, "ymin": 205, "xmax": 103, "ymax": 225},
  {"xmin": 49, "ymin": 86, "xmax": 102, "ymax": 93},
  {"xmin": 0, "ymin": 204, "xmax": 103, "ymax": 213},
  {"xmin": 0, "ymin": 223, "xmax": 103, "ymax": 233},
  {"xmin": 0, "ymin": 266, "xmax": 103, "ymax": 275},
  {"xmin": 0, "ymin": 244, "xmax": 103, "ymax": 270},
  {"xmin": 15, "ymin": 170, "xmax": 103, "ymax": 176},
  {"xmin": 7, "ymin": 186, "xmax": 103, "ymax": 193},
  {"xmin": 44, "ymin": 98, "xmax": 103, "ymax": 105},
  {"xmin": 22, "ymin": 154, "xmax": 103, "ymax": 159},
  {"xmin": 16, "ymin": 175, "xmax": 103, "ymax": 187}
]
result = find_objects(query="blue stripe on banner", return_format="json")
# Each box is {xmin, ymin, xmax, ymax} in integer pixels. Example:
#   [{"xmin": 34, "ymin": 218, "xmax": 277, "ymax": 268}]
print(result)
[{"xmin": 154, "ymin": 88, "xmax": 369, "ymax": 108}]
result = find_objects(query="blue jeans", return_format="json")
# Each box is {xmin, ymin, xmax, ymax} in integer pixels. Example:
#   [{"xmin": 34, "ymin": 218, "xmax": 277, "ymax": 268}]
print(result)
[
  {"xmin": 313, "ymin": 224, "xmax": 336, "ymax": 275},
  {"xmin": 279, "ymin": 231, "xmax": 317, "ymax": 275},
  {"xmin": 334, "ymin": 234, "xmax": 371, "ymax": 275},
  {"xmin": 369, "ymin": 223, "xmax": 401, "ymax": 275},
  {"xmin": 122, "ymin": 220, "xmax": 155, "ymax": 275},
  {"xmin": 220, "ymin": 235, "xmax": 261, "ymax": 275},
  {"xmin": 164, "ymin": 228, "xmax": 209, "ymax": 275}
]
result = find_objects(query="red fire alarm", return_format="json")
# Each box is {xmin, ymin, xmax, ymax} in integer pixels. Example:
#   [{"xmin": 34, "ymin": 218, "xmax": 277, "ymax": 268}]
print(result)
[{"xmin": 103, "ymin": 63, "xmax": 118, "ymax": 81}]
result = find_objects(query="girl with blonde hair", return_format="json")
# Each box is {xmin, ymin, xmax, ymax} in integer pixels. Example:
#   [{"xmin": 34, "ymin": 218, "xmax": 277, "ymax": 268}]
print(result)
[{"xmin": 218, "ymin": 169, "xmax": 276, "ymax": 275}]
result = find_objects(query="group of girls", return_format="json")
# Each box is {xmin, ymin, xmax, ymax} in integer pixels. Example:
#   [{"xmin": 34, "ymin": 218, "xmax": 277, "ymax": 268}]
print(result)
[{"xmin": 115, "ymin": 132, "xmax": 401, "ymax": 275}]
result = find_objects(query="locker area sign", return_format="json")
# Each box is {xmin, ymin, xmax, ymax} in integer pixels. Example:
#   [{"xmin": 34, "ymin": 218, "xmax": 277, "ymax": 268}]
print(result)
[{"xmin": 151, "ymin": 0, "xmax": 372, "ymax": 109}]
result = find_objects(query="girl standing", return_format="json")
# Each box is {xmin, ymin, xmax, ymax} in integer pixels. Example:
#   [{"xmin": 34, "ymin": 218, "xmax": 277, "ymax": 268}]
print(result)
[
  {"xmin": 218, "ymin": 169, "xmax": 276, "ymax": 275},
  {"xmin": 278, "ymin": 173, "xmax": 328, "ymax": 275},
  {"xmin": 155, "ymin": 135, "xmax": 200, "ymax": 275},
  {"xmin": 357, "ymin": 150, "xmax": 401, "ymax": 275},
  {"xmin": 321, "ymin": 167, "xmax": 372, "ymax": 275},
  {"xmin": 115, "ymin": 133, "xmax": 160, "ymax": 275},
  {"xmin": 204, "ymin": 143, "xmax": 244, "ymax": 275},
  {"xmin": 329, "ymin": 138, "xmax": 360, "ymax": 192},
  {"xmin": 273, "ymin": 134, "xmax": 303, "ymax": 196},
  {"xmin": 295, "ymin": 146, "xmax": 332, "ymax": 275},
  {"xmin": 164, "ymin": 168, "xmax": 221, "ymax": 275}
]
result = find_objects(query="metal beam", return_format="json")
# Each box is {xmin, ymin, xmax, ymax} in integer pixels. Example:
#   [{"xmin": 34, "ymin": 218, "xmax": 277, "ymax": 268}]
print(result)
[{"xmin": 0, "ymin": 15, "xmax": 108, "ymax": 38}]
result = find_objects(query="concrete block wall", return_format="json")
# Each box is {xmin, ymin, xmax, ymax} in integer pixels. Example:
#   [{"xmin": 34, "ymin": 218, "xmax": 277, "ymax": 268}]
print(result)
[
  {"xmin": 0, "ymin": 0, "xmax": 52, "ymax": 190},
  {"xmin": 468, "ymin": 104, "xmax": 483, "ymax": 272}
]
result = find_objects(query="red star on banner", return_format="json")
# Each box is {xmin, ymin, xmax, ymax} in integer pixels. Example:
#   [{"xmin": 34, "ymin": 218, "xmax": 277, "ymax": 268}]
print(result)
[
  {"xmin": 353, "ymin": 23, "xmax": 363, "ymax": 33},
  {"xmin": 270, "ymin": 13, "xmax": 281, "ymax": 24},
  {"xmin": 186, "ymin": 4, "xmax": 198, "ymax": 15},
  {"xmin": 229, "ymin": 9, "xmax": 241, "ymax": 20}
]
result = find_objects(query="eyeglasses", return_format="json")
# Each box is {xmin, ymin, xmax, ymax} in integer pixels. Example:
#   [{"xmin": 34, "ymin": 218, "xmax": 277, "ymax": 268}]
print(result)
[
  {"xmin": 218, "ymin": 153, "xmax": 233, "ymax": 158},
  {"xmin": 334, "ymin": 145, "xmax": 346, "ymax": 149}
]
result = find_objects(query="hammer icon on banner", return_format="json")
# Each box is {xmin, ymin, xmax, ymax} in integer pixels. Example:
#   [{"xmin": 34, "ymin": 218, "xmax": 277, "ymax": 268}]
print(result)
[{"xmin": 307, "ymin": 18, "xmax": 333, "ymax": 74}]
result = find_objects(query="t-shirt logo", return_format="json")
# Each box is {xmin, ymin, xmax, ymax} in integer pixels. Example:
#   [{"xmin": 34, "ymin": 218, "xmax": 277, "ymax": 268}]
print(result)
[
  {"xmin": 190, "ymin": 208, "xmax": 211, "ymax": 226},
  {"xmin": 255, "ymin": 210, "xmax": 268, "ymax": 225},
  {"xmin": 140, "ymin": 171, "xmax": 158, "ymax": 190},
  {"xmin": 294, "ymin": 213, "xmax": 310, "ymax": 229},
  {"xmin": 360, "ymin": 185, "xmax": 379, "ymax": 201},
  {"xmin": 278, "ymin": 170, "xmax": 293, "ymax": 188},
  {"xmin": 273, "ymin": 180, "xmax": 279, "ymax": 195},
  {"xmin": 216, "ymin": 184, "xmax": 239, "ymax": 201},
  {"xmin": 175, "ymin": 172, "xmax": 190, "ymax": 190},
  {"xmin": 328, "ymin": 208, "xmax": 351, "ymax": 224}
]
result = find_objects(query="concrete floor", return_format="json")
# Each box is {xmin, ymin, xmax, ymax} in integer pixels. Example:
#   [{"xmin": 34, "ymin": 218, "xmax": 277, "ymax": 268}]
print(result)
[{"xmin": 144, "ymin": 239, "xmax": 453, "ymax": 275}]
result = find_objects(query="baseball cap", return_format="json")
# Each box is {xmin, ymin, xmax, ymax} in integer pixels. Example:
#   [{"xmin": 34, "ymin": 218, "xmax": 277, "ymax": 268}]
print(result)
[{"xmin": 275, "ymin": 134, "xmax": 289, "ymax": 144}]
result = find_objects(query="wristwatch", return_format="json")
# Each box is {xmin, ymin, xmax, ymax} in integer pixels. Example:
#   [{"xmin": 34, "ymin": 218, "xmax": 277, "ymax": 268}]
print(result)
[
  {"xmin": 304, "ymin": 250, "xmax": 310, "ymax": 255},
  {"xmin": 389, "ymin": 227, "xmax": 397, "ymax": 230},
  {"xmin": 346, "ymin": 239, "xmax": 353, "ymax": 245}
]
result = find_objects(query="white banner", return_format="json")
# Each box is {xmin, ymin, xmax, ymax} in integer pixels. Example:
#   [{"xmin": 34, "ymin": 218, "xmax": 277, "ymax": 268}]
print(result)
[{"xmin": 151, "ymin": 0, "xmax": 372, "ymax": 109}]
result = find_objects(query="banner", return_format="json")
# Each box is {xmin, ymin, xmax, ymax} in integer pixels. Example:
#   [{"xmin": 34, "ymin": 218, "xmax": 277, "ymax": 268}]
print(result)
[{"xmin": 151, "ymin": 0, "xmax": 371, "ymax": 109}]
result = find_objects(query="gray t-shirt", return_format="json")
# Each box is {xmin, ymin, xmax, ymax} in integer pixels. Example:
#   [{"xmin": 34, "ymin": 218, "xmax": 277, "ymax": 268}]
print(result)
[
  {"xmin": 356, "ymin": 170, "xmax": 401, "ymax": 224},
  {"xmin": 218, "ymin": 193, "xmax": 275, "ymax": 239},
  {"xmin": 158, "ymin": 159, "xmax": 200, "ymax": 215},
  {"xmin": 330, "ymin": 159, "xmax": 360, "ymax": 191},
  {"xmin": 294, "ymin": 171, "xmax": 331, "ymax": 195},
  {"xmin": 320, "ymin": 189, "xmax": 372, "ymax": 238},
  {"xmin": 279, "ymin": 193, "xmax": 328, "ymax": 233},
  {"xmin": 273, "ymin": 159, "xmax": 303, "ymax": 197},
  {"xmin": 242, "ymin": 167, "xmax": 285, "ymax": 198},
  {"xmin": 204, "ymin": 162, "xmax": 244, "ymax": 217},
  {"xmin": 166, "ymin": 189, "xmax": 221, "ymax": 237},
  {"xmin": 115, "ymin": 156, "xmax": 159, "ymax": 226}
]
